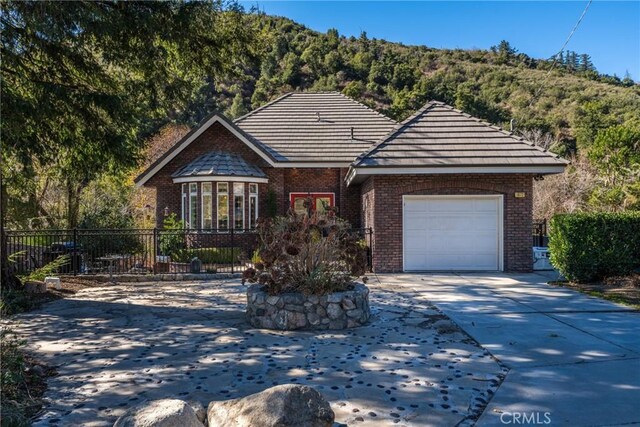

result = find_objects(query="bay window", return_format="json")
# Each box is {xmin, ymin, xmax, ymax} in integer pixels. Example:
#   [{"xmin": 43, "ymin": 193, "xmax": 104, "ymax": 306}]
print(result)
[
  {"xmin": 189, "ymin": 183, "xmax": 197, "ymax": 228},
  {"xmin": 249, "ymin": 184, "xmax": 258, "ymax": 229},
  {"xmin": 181, "ymin": 183, "xmax": 188, "ymax": 225},
  {"xmin": 217, "ymin": 183, "xmax": 229, "ymax": 230},
  {"xmin": 201, "ymin": 183, "xmax": 213, "ymax": 230},
  {"xmin": 233, "ymin": 183, "xmax": 244, "ymax": 230}
]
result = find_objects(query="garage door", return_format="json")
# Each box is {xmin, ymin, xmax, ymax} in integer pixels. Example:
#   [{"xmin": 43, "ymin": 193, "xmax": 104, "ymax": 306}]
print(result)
[{"xmin": 403, "ymin": 195, "xmax": 502, "ymax": 271}]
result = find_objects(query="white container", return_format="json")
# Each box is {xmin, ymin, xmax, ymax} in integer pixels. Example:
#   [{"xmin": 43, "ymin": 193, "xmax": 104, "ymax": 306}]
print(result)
[
  {"xmin": 44, "ymin": 276, "xmax": 61, "ymax": 290},
  {"xmin": 532, "ymin": 247, "xmax": 553, "ymax": 270}
]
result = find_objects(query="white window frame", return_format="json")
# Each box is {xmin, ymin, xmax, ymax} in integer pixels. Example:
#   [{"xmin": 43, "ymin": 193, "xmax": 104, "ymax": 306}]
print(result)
[
  {"xmin": 181, "ymin": 183, "xmax": 188, "ymax": 226},
  {"xmin": 201, "ymin": 182, "xmax": 213, "ymax": 230},
  {"xmin": 217, "ymin": 182, "xmax": 229, "ymax": 230},
  {"xmin": 249, "ymin": 183, "xmax": 258, "ymax": 229},
  {"xmin": 189, "ymin": 183, "xmax": 198, "ymax": 229},
  {"xmin": 233, "ymin": 182, "xmax": 245, "ymax": 231}
]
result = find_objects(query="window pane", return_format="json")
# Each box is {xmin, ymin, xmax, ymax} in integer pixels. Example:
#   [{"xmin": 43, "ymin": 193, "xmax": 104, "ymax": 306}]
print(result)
[
  {"xmin": 249, "ymin": 195, "xmax": 258, "ymax": 229},
  {"xmin": 293, "ymin": 197, "xmax": 307, "ymax": 215},
  {"xmin": 217, "ymin": 194, "xmax": 228, "ymax": 229},
  {"xmin": 202, "ymin": 194, "xmax": 212, "ymax": 229},
  {"xmin": 249, "ymin": 183, "xmax": 258, "ymax": 194},
  {"xmin": 233, "ymin": 182, "xmax": 244, "ymax": 195},
  {"xmin": 181, "ymin": 184, "xmax": 187, "ymax": 225},
  {"xmin": 218, "ymin": 182, "xmax": 228, "ymax": 194},
  {"xmin": 316, "ymin": 197, "xmax": 331, "ymax": 213},
  {"xmin": 234, "ymin": 194, "xmax": 244, "ymax": 230},
  {"xmin": 189, "ymin": 195, "xmax": 197, "ymax": 229},
  {"xmin": 202, "ymin": 182, "xmax": 212, "ymax": 194}
]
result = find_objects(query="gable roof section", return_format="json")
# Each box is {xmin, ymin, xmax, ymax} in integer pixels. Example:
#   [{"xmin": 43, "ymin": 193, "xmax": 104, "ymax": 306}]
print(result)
[
  {"xmin": 234, "ymin": 92, "xmax": 398, "ymax": 163},
  {"xmin": 134, "ymin": 112, "xmax": 275, "ymax": 186},
  {"xmin": 347, "ymin": 102, "xmax": 568, "ymax": 185}
]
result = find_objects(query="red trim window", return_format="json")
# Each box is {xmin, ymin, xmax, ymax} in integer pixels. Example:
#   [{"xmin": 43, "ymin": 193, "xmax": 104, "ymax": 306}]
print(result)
[{"xmin": 290, "ymin": 193, "xmax": 335, "ymax": 215}]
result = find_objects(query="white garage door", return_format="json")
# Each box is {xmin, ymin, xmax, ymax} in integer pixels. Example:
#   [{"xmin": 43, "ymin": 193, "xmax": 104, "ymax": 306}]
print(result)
[{"xmin": 403, "ymin": 195, "xmax": 502, "ymax": 271}]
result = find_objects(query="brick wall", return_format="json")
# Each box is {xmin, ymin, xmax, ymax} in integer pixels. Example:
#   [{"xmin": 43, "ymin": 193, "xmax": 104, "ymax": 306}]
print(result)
[
  {"xmin": 362, "ymin": 174, "xmax": 533, "ymax": 273},
  {"xmin": 144, "ymin": 122, "xmax": 360, "ymax": 227}
]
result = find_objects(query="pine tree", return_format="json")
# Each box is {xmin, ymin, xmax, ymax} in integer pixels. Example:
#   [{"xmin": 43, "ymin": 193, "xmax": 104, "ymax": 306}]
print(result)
[{"xmin": 579, "ymin": 53, "xmax": 594, "ymax": 72}]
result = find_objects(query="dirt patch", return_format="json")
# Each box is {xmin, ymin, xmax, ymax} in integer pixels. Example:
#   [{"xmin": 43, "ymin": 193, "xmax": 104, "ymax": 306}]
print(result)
[
  {"xmin": 0, "ymin": 330, "xmax": 57, "ymax": 425},
  {"xmin": 1, "ymin": 276, "xmax": 106, "ymax": 316},
  {"xmin": 551, "ymin": 273, "xmax": 640, "ymax": 309}
]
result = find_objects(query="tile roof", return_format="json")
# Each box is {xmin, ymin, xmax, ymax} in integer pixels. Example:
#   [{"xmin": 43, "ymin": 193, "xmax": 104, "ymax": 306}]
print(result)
[
  {"xmin": 353, "ymin": 102, "xmax": 569, "ymax": 168},
  {"xmin": 235, "ymin": 92, "xmax": 398, "ymax": 163},
  {"xmin": 172, "ymin": 151, "xmax": 266, "ymax": 179}
]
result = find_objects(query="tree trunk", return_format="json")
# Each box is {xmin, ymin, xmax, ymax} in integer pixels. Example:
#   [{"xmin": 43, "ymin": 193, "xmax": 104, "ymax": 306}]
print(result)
[
  {"xmin": 1, "ymin": 169, "xmax": 21, "ymax": 290},
  {"xmin": 65, "ymin": 178, "xmax": 83, "ymax": 229}
]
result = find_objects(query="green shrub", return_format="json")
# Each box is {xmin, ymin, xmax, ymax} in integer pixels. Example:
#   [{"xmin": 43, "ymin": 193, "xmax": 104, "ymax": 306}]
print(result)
[
  {"xmin": 159, "ymin": 214, "xmax": 186, "ymax": 256},
  {"xmin": 549, "ymin": 212, "xmax": 640, "ymax": 282},
  {"xmin": 170, "ymin": 247, "xmax": 242, "ymax": 264}
]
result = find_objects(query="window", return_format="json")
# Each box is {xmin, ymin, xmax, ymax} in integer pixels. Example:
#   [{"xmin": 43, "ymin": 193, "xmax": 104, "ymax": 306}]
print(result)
[
  {"xmin": 249, "ymin": 184, "xmax": 258, "ymax": 229},
  {"xmin": 201, "ymin": 183, "xmax": 213, "ymax": 230},
  {"xmin": 217, "ymin": 183, "xmax": 229, "ymax": 230},
  {"xmin": 181, "ymin": 184, "xmax": 188, "ymax": 226},
  {"xmin": 189, "ymin": 183, "xmax": 197, "ymax": 228},
  {"xmin": 234, "ymin": 183, "xmax": 244, "ymax": 230},
  {"xmin": 290, "ymin": 193, "xmax": 335, "ymax": 215}
]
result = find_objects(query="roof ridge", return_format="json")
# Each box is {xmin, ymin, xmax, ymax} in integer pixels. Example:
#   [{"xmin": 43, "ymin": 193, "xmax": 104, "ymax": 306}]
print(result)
[
  {"xmin": 234, "ymin": 92, "xmax": 293, "ymax": 123},
  {"xmin": 432, "ymin": 103, "xmax": 567, "ymax": 161},
  {"xmin": 351, "ymin": 101, "xmax": 438, "ymax": 166}
]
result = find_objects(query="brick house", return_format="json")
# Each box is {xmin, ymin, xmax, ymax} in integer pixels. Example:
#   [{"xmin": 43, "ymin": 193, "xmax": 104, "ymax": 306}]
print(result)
[{"xmin": 135, "ymin": 92, "xmax": 567, "ymax": 273}]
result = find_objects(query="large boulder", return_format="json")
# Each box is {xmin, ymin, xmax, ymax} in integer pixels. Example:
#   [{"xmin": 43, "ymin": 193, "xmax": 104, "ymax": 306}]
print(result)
[
  {"xmin": 113, "ymin": 399, "xmax": 204, "ymax": 427},
  {"xmin": 207, "ymin": 384, "xmax": 334, "ymax": 427}
]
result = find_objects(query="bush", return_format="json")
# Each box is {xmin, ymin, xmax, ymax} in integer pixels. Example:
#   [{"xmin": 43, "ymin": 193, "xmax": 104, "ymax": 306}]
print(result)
[
  {"xmin": 242, "ymin": 209, "xmax": 368, "ymax": 295},
  {"xmin": 549, "ymin": 212, "xmax": 640, "ymax": 282}
]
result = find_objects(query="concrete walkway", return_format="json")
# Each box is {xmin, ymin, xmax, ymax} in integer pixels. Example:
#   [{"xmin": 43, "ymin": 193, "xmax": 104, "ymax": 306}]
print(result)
[{"xmin": 377, "ymin": 272, "xmax": 640, "ymax": 426}]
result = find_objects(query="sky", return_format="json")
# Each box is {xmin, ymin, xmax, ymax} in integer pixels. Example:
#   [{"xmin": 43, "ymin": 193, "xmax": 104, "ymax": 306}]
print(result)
[{"xmin": 241, "ymin": 1, "xmax": 640, "ymax": 79}]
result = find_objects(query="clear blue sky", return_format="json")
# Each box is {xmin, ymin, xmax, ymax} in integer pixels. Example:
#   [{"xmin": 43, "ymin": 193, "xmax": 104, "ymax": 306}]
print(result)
[{"xmin": 241, "ymin": 1, "xmax": 640, "ymax": 79}]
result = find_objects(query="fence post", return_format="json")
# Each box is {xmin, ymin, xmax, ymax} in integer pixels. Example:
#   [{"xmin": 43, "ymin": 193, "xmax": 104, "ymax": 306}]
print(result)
[
  {"xmin": 152, "ymin": 228, "xmax": 158, "ymax": 274},
  {"xmin": 368, "ymin": 228, "xmax": 373, "ymax": 272},
  {"xmin": 73, "ymin": 228, "xmax": 78, "ymax": 276},
  {"xmin": 230, "ymin": 227, "xmax": 234, "ymax": 274}
]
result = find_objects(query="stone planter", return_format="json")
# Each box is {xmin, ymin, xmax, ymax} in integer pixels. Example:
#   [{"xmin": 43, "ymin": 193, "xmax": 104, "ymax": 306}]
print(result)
[{"xmin": 246, "ymin": 283, "xmax": 370, "ymax": 330}]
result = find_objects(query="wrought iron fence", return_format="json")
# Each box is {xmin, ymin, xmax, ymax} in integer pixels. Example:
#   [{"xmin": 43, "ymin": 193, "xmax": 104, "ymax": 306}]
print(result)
[
  {"xmin": 4, "ymin": 227, "xmax": 373, "ymax": 276},
  {"xmin": 533, "ymin": 219, "xmax": 548, "ymax": 247}
]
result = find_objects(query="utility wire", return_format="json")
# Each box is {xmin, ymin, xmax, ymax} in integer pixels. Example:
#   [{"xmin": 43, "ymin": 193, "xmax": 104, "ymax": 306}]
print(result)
[{"xmin": 528, "ymin": 0, "xmax": 593, "ymax": 107}]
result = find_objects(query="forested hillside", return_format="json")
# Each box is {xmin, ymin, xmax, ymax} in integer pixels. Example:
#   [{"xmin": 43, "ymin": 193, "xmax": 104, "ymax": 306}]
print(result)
[{"xmin": 3, "ymin": 7, "xmax": 639, "ymax": 230}]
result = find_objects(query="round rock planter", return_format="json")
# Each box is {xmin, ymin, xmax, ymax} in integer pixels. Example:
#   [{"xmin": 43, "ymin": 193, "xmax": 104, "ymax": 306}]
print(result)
[{"xmin": 246, "ymin": 283, "xmax": 370, "ymax": 330}]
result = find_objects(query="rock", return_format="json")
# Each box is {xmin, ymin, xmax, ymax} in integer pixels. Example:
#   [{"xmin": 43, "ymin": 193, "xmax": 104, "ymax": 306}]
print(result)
[
  {"xmin": 327, "ymin": 293, "xmax": 342, "ymax": 303},
  {"xmin": 326, "ymin": 303, "xmax": 342, "ymax": 320},
  {"xmin": 266, "ymin": 296, "xmax": 280, "ymax": 306},
  {"xmin": 113, "ymin": 398, "xmax": 203, "ymax": 427},
  {"xmin": 24, "ymin": 281, "xmax": 46, "ymax": 293},
  {"xmin": 346, "ymin": 309, "xmax": 363, "ymax": 319},
  {"xmin": 186, "ymin": 400, "xmax": 206, "ymax": 424},
  {"xmin": 341, "ymin": 299, "xmax": 356, "ymax": 310},
  {"xmin": 207, "ymin": 384, "xmax": 334, "ymax": 427}
]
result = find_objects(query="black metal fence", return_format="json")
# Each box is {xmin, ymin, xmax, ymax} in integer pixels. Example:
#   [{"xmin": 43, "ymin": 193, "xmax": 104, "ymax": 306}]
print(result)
[
  {"xmin": 5, "ymin": 227, "xmax": 373, "ymax": 276},
  {"xmin": 533, "ymin": 219, "xmax": 548, "ymax": 247}
]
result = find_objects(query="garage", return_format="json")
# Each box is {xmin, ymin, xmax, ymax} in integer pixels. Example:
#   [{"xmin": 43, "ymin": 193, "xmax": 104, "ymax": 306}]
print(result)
[{"xmin": 403, "ymin": 195, "xmax": 503, "ymax": 271}]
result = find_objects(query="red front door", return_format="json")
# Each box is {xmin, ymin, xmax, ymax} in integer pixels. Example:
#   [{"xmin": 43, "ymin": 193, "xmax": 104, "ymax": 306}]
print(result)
[{"xmin": 289, "ymin": 193, "xmax": 335, "ymax": 215}]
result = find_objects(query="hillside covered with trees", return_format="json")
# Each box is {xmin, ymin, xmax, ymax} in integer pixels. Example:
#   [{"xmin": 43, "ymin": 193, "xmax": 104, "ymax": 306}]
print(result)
[{"xmin": 2, "ymin": 5, "xmax": 639, "ymax": 231}]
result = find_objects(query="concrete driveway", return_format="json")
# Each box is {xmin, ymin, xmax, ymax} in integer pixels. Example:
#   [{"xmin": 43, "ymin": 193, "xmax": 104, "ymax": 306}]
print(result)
[{"xmin": 377, "ymin": 272, "xmax": 640, "ymax": 427}]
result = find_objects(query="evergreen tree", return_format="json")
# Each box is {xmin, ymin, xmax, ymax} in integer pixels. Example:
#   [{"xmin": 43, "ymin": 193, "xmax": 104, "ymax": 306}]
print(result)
[
  {"xmin": 579, "ymin": 53, "xmax": 594, "ymax": 72},
  {"xmin": 228, "ymin": 93, "xmax": 248, "ymax": 119}
]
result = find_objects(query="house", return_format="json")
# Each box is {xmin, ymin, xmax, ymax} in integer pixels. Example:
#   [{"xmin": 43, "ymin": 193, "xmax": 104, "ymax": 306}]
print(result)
[{"xmin": 135, "ymin": 92, "xmax": 567, "ymax": 273}]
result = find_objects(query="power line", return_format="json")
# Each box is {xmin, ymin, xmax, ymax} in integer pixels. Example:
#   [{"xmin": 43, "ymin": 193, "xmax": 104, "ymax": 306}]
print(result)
[{"xmin": 528, "ymin": 0, "xmax": 593, "ymax": 107}]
